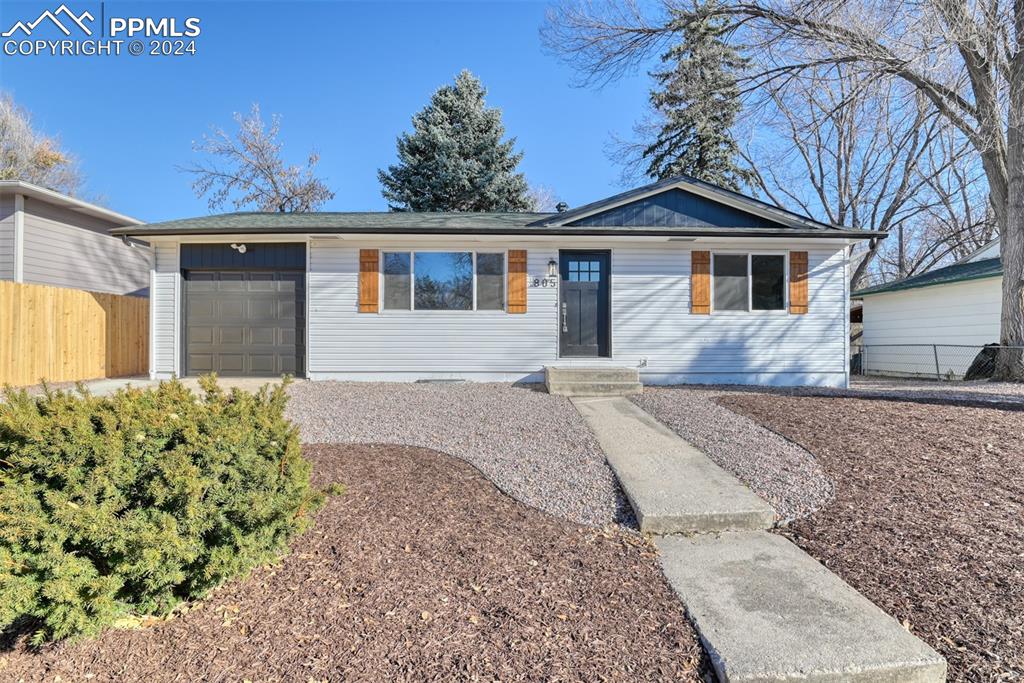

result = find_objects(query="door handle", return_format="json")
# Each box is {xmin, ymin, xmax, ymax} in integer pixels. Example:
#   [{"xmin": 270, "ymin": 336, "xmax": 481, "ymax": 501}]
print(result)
[{"xmin": 561, "ymin": 302, "xmax": 567, "ymax": 332}]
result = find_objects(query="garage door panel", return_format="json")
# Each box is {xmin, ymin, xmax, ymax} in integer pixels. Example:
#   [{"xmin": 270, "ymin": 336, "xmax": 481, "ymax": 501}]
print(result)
[
  {"xmin": 279, "ymin": 300, "xmax": 297, "ymax": 317},
  {"xmin": 219, "ymin": 273, "xmax": 245, "ymax": 290},
  {"xmin": 188, "ymin": 327, "xmax": 214, "ymax": 344},
  {"xmin": 249, "ymin": 326, "xmax": 276, "ymax": 345},
  {"xmin": 248, "ymin": 272, "xmax": 276, "ymax": 290},
  {"xmin": 189, "ymin": 299, "xmax": 216, "ymax": 318},
  {"xmin": 188, "ymin": 274, "xmax": 217, "ymax": 291},
  {"xmin": 279, "ymin": 356, "xmax": 296, "ymax": 374},
  {"xmin": 218, "ymin": 327, "xmax": 245, "ymax": 345},
  {"xmin": 249, "ymin": 299, "xmax": 277, "ymax": 319},
  {"xmin": 184, "ymin": 267, "xmax": 304, "ymax": 377},
  {"xmin": 188, "ymin": 354, "xmax": 215, "ymax": 373},
  {"xmin": 249, "ymin": 355, "xmax": 277, "ymax": 374},
  {"xmin": 219, "ymin": 300, "xmax": 246, "ymax": 318},
  {"xmin": 217, "ymin": 354, "xmax": 245, "ymax": 373}
]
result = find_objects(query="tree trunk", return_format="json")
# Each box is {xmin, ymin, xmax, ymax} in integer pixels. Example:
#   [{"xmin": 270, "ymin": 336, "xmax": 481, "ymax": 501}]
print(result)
[{"xmin": 994, "ymin": 79, "xmax": 1024, "ymax": 380}]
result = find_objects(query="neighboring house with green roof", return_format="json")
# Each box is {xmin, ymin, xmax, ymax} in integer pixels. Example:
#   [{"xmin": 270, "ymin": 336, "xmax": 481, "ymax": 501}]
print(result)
[
  {"xmin": 853, "ymin": 239, "xmax": 1002, "ymax": 378},
  {"xmin": 113, "ymin": 175, "xmax": 879, "ymax": 387}
]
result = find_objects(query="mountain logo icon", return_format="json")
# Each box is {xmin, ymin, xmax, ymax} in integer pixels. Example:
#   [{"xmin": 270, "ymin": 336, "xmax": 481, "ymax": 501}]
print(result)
[{"xmin": 2, "ymin": 4, "xmax": 95, "ymax": 37}]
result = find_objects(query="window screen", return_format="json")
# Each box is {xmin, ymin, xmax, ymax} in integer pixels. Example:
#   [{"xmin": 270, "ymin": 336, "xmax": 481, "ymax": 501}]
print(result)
[
  {"xmin": 713, "ymin": 254, "xmax": 749, "ymax": 311},
  {"xmin": 476, "ymin": 253, "xmax": 505, "ymax": 310},
  {"xmin": 751, "ymin": 255, "xmax": 785, "ymax": 310},
  {"xmin": 414, "ymin": 252, "xmax": 473, "ymax": 310},
  {"xmin": 382, "ymin": 252, "xmax": 411, "ymax": 310}
]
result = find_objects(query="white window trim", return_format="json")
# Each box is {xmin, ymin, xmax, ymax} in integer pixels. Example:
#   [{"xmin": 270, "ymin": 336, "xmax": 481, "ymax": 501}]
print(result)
[
  {"xmin": 710, "ymin": 251, "xmax": 790, "ymax": 314},
  {"xmin": 379, "ymin": 249, "xmax": 508, "ymax": 313}
]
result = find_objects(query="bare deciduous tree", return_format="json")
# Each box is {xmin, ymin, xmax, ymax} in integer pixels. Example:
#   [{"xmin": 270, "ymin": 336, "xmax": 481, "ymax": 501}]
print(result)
[
  {"xmin": 526, "ymin": 183, "xmax": 563, "ymax": 212},
  {"xmin": 0, "ymin": 92, "xmax": 82, "ymax": 195},
  {"xmin": 544, "ymin": 0, "xmax": 1024, "ymax": 377},
  {"xmin": 183, "ymin": 104, "xmax": 334, "ymax": 213},
  {"xmin": 742, "ymin": 67, "xmax": 990, "ymax": 287}
]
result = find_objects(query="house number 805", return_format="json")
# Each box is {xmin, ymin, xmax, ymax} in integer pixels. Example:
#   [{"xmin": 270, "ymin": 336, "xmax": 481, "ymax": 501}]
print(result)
[{"xmin": 531, "ymin": 277, "xmax": 558, "ymax": 288}]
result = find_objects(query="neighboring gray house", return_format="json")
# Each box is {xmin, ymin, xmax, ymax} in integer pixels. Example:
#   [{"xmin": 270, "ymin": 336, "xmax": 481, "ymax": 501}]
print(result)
[
  {"xmin": 112, "ymin": 176, "xmax": 881, "ymax": 386},
  {"xmin": 0, "ymin": 181, "xmax": 149, "ymax": 296}
]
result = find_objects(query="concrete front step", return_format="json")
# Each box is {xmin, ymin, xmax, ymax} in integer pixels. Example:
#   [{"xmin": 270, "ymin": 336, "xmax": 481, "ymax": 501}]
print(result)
[
  {"xmin": 657, "ymin": 532, "xmax": 947, "ymax": 682},
  {"xmin": 547, "ymin": 381, "xmax": 644, "ymax": 397},
  {"xmin": 571, "ymin": 397, "xmax": 776, "ymax": 533},
  {"xmin": 545, "ymin": 366, "xmax": 640, "ymax": 383}
]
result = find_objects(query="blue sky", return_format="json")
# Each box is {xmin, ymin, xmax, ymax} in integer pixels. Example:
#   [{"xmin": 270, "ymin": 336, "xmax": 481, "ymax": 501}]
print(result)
[{"xmin": 0, "ymin": 0, "xmax": 651, "ymax": 222}]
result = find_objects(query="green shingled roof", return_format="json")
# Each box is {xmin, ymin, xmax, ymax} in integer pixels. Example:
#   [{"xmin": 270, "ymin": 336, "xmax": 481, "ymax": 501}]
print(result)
[{"xmin": 853, "ymin": 257, "xmax": 1002, "ymax": 297}]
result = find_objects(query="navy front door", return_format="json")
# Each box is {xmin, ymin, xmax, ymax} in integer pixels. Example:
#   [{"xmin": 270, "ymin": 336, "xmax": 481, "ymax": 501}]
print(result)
[{"xmin": 559, "ymin": 251, "xmax": 610, "ymax": 357}]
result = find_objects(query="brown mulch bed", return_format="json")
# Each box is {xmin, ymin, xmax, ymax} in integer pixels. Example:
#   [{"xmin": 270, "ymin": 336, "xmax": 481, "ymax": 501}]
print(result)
[
  {"xmin": 717, "ymin": 394, "xmax": 1024, "ymax": 682},
  {"xmin": 1, "ymin": 443, "xmax": 703, "ymax": 682}
]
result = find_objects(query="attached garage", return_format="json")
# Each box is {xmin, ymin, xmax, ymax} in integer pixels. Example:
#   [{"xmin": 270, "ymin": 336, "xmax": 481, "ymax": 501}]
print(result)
[{"xmin": 181, "ymin": 243, "xmax": 305, "ymax": 377}]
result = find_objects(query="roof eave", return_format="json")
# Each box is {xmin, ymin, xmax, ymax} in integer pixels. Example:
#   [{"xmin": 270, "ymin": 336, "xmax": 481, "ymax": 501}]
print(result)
[
  {"xmin": 0, "ymin": 180, "xmax": 142, "ymax": 226},
  {"xmin": 854, "ymin": 270, "xmax": 1003, "ymax": 298},
  {"xmin": 112, "ymin": 224, "xmax": 884, "ymax": 239}
]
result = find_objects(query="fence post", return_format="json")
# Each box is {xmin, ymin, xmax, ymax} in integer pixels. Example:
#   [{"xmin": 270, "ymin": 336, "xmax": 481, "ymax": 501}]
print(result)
[{"xmin": 933, "ymin": 344, "xmax": 941, "ymax": 381}]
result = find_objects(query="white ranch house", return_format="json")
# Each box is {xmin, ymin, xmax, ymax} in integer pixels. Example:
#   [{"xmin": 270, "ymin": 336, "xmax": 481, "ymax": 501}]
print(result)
[{"xmin": 112, "ymin": 176, "xmax": 879, "ymax": 387}]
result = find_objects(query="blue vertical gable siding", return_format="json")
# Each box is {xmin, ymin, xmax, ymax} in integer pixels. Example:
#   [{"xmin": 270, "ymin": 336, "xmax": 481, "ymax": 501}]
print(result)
[{"xmin": 567, "ymin": 188, "xmax": 786, "ymax": 229}]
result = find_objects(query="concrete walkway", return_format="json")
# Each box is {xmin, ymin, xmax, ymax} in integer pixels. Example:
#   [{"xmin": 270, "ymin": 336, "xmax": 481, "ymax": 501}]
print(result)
[
  {"xmin": 572, "ymin": 396, "xmax": 946, "ymax": 683},
  {"xmin": 660, "ymin": 532, "xmax": 946, "ymax": 682},
  {"xmin": 571, "ymin": 397, "xmax": 775, "ymax": 533}
]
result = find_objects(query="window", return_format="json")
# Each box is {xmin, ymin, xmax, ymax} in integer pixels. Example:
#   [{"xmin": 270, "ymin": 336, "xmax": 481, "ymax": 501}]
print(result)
[
  {"xmin": 381, "ymin": 251, "xmax": 506, "ymax": 311},
  {"xmin": 568, "ymin": 259, "xmax": 601, "ymax": 282},
  {"xmin": 383, "ymin": 252, "xmax": 411, "ymax": 310},
  {"xmin": 415, "ymin": 252, "xmax": 473, "ymax": 310},
  {"xmin": 751, "ymin": 255, "xmax": 785, "ymax": 310},
  {"xmin": 476, "ymin": 253, "xmax": 505, "ymax": 310},
  {"xmin": 712, "ymin": 253, "xmax": 787, "ymax": 312},
  {"xmin": 713, "ymin": 254, "xmax": 748, "ymax": 311}
]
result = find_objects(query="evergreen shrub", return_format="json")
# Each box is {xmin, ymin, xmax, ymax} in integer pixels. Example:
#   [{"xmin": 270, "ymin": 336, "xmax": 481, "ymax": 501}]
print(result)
[{"xmin": 0, "ymin": 376, "xmax": 323, "ymax": 643}]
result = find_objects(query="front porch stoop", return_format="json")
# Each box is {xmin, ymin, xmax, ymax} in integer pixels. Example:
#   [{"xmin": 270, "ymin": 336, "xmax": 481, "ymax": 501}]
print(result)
[
  {"xmin": 545, "ymin": 366, "xmax": 643, "ymax": 398},
  {"xmin": 571, "ymin": 396, "xmax": 947, "ymax": 683}
]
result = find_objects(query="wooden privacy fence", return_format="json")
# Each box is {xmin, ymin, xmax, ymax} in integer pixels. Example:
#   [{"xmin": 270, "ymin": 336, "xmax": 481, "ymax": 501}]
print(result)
[{"xmin": 0, "ymin": 281, "xmax": 149, "ymax": 387}]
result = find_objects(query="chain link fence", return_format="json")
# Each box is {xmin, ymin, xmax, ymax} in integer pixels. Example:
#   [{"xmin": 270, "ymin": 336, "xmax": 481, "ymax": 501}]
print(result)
[{"xmin": 851, "ymin": 344, "xmax": 1024, "ymax": 381}]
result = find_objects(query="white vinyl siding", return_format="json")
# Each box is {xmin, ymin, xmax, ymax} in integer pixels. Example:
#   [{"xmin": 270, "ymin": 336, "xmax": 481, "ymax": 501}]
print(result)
[
  {"xmin": 20, "ymin": 198, "xmax": 150, "ymax": 295},
  {"xmin": 0, "ymin": 195, "xmax": 14, "ymax": 280},
  {"xmin": 306, "ymin": 238, "xmax": 849, "ymax": 386},
  {"xmin": 860, "ymin": 277, "xmax": 1002, "ymax": 377},
  {"xmin": 310, "ymin": 240, "xmax": 555, "ymax": 381},
  {"xmin": 150, "ymin": 241, "xmax": 180, "ymax": 378}
]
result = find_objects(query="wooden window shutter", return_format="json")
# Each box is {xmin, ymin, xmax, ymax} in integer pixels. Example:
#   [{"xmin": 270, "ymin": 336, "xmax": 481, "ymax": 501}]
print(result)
[
  {"xmin": 358, "ymin": 249, "xmax": 379, "ymax": 313},
  {"xmin": 507, "ymin": 250, "xmax": 527, "ymax": 313},
  {"xmin": 789, "ymin": 251, "xmax": 809, "ymax": 315},
  {"xmin": 691, "ymin": 251, "xmax": 711, "ymax": 314}
]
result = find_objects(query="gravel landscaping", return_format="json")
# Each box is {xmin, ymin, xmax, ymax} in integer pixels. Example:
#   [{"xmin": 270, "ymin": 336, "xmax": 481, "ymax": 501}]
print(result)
[
  {"xmin": 286, "ymin": 381, "xmax": 629, "ymax": 527},
  {"xmin": 632, "ymin": 386, "xmax": 834, "ymax": 520},
  {"xmin": 0, "ymin": 444, "xmax": 705, "ymax": 682},
  {"xmin": 718, "ymin": 394, "xmax": 1024, "ymax": 682},
  {"xmin": 809, "ymin": 376, "xmax": 1024, "ymax": 407}
]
